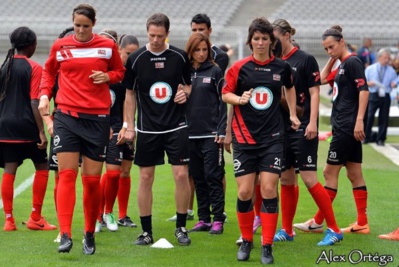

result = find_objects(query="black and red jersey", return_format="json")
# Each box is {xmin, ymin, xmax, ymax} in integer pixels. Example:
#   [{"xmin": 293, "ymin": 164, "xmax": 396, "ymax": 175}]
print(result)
[
  {"xmin": 222, "ymin": 55, "xmax": 294, "ymax": 148},
  {"xmin": 282, "ymin": 47, "xmax": 320, "ymax": 129},
  {"xmin": 109, "ymin": 82, "xmax": 125, "ymax": 132},
  {"xmin": 187, "ymin": 60, "xmax": 226, "ymax": 138},
  {"xmin": 331, "ymin": 55, "xmax": 368, "ymax": 135},
  {"xmin": 40, "ymin": 34, "xmax": 125, "ymax": 116},
  {"xmin": 0, "ymin": 55, "xmax": 42, "ymax": 142},
  {"xmin": 123, "ymin": 44, "xmax": 191, "ymax": 133}
]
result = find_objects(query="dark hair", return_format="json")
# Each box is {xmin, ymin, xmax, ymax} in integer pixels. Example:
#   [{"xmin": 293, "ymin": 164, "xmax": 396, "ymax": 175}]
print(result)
[
  {"xmin": 272, "ymin": 39, "xmax": 283, "ymax": 58},
  {"xmin": 146, "ymin": 13, "xmax": 170, "ymax": 32},
  {"xmin": 72, "ymin": 4, "xmax": 96, "ymax": 24},
  {"xmin": 99, "ymin": 28, "xmax": 118, "ymax": 43},
  {"xmin": 119, "ymin": 34, "xmax": 139, "ymax": 48},
  {"xmin": 58, "ymin": 27, "xmax": 74, "ymax": 39},
  {"xmin": 246, "ymin": 17, "xmax": 276, "ymax": 54},
  {"xmin": 0, "ymin": 26, "xmax": 37, "ymax": 101},
  {"xmin": 185, "ymin": 32, "xmax": 213, "ymax": 65},
  {"xmin": 322, "ymin": 25, "xmax": 343, "ymax": 41},
  {"xmin": 272, "ymin": 18, "xmax": 296, "ymax": 36},
  {"xmin": 191, "ymin": 13, "xmax": 211, "ymax": 29}
]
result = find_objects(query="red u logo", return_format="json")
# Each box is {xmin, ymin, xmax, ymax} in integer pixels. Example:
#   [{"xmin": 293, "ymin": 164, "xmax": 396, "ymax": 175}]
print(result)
[
  {"xmin": 155, "ymin": 88, "xmax": 167, "ymax": 98},
  {"xmin": 256, "ymin": 93, "xmax": 267, "ymax": 104}
]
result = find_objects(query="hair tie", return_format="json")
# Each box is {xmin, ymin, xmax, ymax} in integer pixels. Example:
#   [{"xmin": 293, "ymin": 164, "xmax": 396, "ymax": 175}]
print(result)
[{"xmin": 98, "ymin": 31, "xmax": 117, "ymax": 43}]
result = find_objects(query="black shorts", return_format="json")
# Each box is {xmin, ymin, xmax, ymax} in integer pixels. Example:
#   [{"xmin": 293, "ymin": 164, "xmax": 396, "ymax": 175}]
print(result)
[
  {"xmin": 283, "ymin": 133, "xmax": 318, "ymax": 172},
  {"xmin": 106, "ymin": 134, "xmax": 123, "ymax": 165},
  {"xmin": 122, "ymin": 142, "xmax": 134, "ymax": 161},
  {"xmin": 48, "ymin": 137, "xmax": 58, "ymax": 171},
  {"xmin": 0, "ymin": 141, "xmax": 48, "ymax": 168},
  {"xmin": 326, "ymin": 129, "xmax": 362, "ymax": 165},
  {"xmin": 232, "ymin": 142, "xmax": 283, "ymax": 177},
  {"xmin": 134, "ymin": 128, "xmax": 190, "ymax": 167},
  {"xmin": 53, "ymin": 112, "xmax": 109, "ymax": 162}
]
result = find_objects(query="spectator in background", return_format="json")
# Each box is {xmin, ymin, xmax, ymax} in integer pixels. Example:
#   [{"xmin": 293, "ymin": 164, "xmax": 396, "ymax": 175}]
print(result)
[
  {"xmin": 364, "ymin": 48, "xmax": 397, "ymax": 146},
  {"xmin": 357, "ymin": 37, "xmax": 373, "ymax": 67},
  {"xmin": 220, "ymin": 43, "xmax": 234, "ymax": 58}
]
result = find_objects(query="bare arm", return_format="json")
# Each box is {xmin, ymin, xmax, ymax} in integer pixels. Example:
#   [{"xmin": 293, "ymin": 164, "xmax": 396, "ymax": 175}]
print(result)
[
  {"xmin": 224, "ymin": 105, "xmax": 234, "ymax": 153},
  {"xmin": 284, "ymin": 86, "xmax": 301, "ymax": 130},
  {"xmin": 32, "ymin": 99, "xmax": 47, "ymax": 150},
  {"xmin": 305, "ymin": 85, "xmax": 320, "ymax": 140},
  {"xmin": 123, "ymin": 89, "xmax": 136, "ymax": 142},
  {"xmin": 354, "ymin": 90, "xmax": 369, "ymax": 141},
  {"xmin": 321, "ymin": 57, "xmax": 337, "ymax": 85}
]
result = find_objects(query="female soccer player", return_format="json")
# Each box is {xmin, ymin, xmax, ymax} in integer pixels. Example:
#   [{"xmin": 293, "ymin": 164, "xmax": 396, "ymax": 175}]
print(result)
[
  {"xmin": 39, "ymin": 4, "xmax": 125, "ymax": 254},
  {"xmin": 0, "ymin": 26, "xmax": 56, "ymax": 232},
  {"xmin": 222, "ymin": 17, "xmax": 300, "ymax": 264},
  {"xmin": 295, "ymin": 25, "xmax": 370, "ymax": 237},
  {"xmin": 185, "ymin": 32, "xmax": 226, "ymax": 234},
  {"xmin": 272, "ymin": 18, "xmax": 342, "ymax": 246},
  {"xmin": 95, "ymin": 30, "xmax": 139, "ymax": 232}
]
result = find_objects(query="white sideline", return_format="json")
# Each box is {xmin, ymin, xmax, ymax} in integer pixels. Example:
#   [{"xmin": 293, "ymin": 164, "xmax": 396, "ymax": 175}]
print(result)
[{"xmin": 0, "ymin": 174, "xmax": 34, "ymax": 210}]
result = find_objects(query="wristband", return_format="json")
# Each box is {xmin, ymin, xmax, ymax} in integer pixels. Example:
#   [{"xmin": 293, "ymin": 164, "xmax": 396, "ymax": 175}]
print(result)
[
  {"xmin": 40, "ymin": 95, "xmax": 49, "ymax": 100},
  {"xmin": 122, "ymin": 122, "xmax": 128, "ymax": 129},
  {"xmin": 238, "ymin": 97, "xmax": 242, "ymax": 105}
]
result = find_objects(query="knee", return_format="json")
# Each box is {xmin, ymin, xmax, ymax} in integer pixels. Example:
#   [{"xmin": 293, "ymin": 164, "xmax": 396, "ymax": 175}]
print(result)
[{"xmin": 237, "ymin": 187, "xmax": 253, "ymax": 201}]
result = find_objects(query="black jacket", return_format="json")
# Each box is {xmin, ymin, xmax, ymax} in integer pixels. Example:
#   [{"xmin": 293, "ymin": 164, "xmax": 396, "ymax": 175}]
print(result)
[{"xmin": 186, "ymin": 60, "xmax": 227, "ymax": 138}]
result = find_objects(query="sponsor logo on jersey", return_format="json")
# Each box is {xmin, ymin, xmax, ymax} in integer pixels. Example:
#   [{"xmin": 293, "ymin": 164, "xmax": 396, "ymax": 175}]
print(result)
[
  {"xmin": 98, "ymin": 49, "xmax": 106, "ymax": 55},
  {"xmin": 110, "ymin": 90, "xmax": 116, "ymax": 107},
  {"xmin": 355, "ymin": 78, "xmax": 365, "ymax": 88},
  {"xmin": 313, "ymin": 71, "xmax": 320, "ymax": 82},
  {"xmin": 155, "ymin": 62, "xmax": 164, "ymax": 69},
  {"xmin": 150, "ymin": 57, "xmax": 166, "ymax": 61},
  {"xmin": 249, "ymin": 86, "xmax": 273, "ymax": 110},
  {"xmin": 339, "ymin": 69, "xmax": 345, "ymax": 75},
  {"xmin": 255, "ymin": 67, "xmax": 270, "ymax": 72},
  {"xmin": 273, "ymin": 74, "xmax": 281, "ymax": 81},
  {"xmin": 332, "ymin": 81, "xmax": 338, "ymax": 102},
  {"xmin": 149, "ymin": 82, "xmax": 172, "ymax": 104},
  {"xmin": 203, "ymin": 77, "xmax": 211, "ymax": 83}
]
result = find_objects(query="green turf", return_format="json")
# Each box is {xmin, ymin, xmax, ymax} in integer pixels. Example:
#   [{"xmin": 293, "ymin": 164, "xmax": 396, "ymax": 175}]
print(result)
[{"xmin": 0, "ymin": 125, "xmax": 399, "ymax": 266}]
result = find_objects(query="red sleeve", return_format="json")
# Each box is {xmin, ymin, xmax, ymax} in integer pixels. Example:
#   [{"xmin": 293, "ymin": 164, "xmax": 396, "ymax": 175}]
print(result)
[
  {"xmin": 40, "ymin": 42, "xmax": 60, "ymax": 99},
  {"xmin": 107, "ymin": 42, "xmax": 125, "ymax": 84},
  {"xmin": 29, "ymin": 60, "xmax": 43, "ymax": 100},
  {"xmin": 222, "ymin": 57, "xmax": 250, "ymax": 94},
  {"xmin": 327, "ymin": 68, "xmax": 338, "ymax": 87}
]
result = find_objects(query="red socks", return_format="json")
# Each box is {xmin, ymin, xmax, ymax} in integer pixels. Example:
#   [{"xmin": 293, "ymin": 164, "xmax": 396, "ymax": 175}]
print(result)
[
  {"xmin": 260, "ymin": 197, "xmax": 279, "ymax": 245},
  {"xmin": 353, "ymin": 188, "xmax": 368, "ymax": 226},
  {"xmin": 104, "ymin": 170, "xmax": 120, "ymax": 214},
  {"xmin": 82, "ymin": 175, "xmax": 101, "ymax": 233},
  {"xmin": 118, "ymin": 176, "xmax": 131, "ymax": 219},
  {"xmin": 280, "ymin": 184, "xmax": 296, "ymax": 235},
  {"xmin": 313, "ymin": 187, "xmax": 337, "ymax": 225},
  {"xmin": 57, "ymin": 169, "xmax": 77, "ymax": 237},
  {"xmin": 1, "ymin": 173, "xmax": 16, "ymax": 221},
  {"xmin": 30, "ymin": 170, "xmax": 49, "ymax": 221},
  {"xmin": 309, "ymin": 183, "xmax": 340, "ymax": 233},
  {"xmin": 237, "ymin": 210, "xmax": 254, "ymax": 242},
  {"xmin": 54, "ymin": 174, "xmax": 59, "ymax": 212}
]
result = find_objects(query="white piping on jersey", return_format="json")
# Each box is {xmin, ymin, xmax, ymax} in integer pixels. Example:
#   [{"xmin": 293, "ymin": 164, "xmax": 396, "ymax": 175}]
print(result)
[
  {"xmin": 137, "ymin": 124, "xmax": 188, "ymax": 134},
  {"xmin": 56, "ymin": 47, "xmax": 112, "ymax": 61},
  {"xmin": 189, "ymin": 135, "xmax": 216, "ymax": 139}
]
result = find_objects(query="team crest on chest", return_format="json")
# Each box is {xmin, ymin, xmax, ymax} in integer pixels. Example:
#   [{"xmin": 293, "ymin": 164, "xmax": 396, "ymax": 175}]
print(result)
[
  {"xmin": 332, "ymin": 81, "xmax": 339, "ymax": 102},
  {"xmin": 250, "ymin": 86, "xmax": 273, "ymax": 110},
  {"xmin": 149, "ymin": 82, "xmax": 172, "ymax": 104}
]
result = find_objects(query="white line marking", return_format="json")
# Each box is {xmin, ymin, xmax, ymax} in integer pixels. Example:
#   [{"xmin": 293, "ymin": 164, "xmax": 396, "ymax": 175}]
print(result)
[{"xmin": 0, "ymin": 174, "xmax": 34, "ymax": 210}]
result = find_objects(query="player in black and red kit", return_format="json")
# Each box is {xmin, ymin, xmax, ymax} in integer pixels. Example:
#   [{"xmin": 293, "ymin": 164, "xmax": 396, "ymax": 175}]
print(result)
[
  {"xmin": 272, "ymin": 19, "xmax": 342, "ymax": 246},
  {"xmin": 185, "ymin": 33, "xmax": 227, "ymax": 234},
  {"xmin": 296, "ymin": 25, "xmax": 370, "ymax": 237},
  {"xmin": 222, "ymin": 17, "xmax": 300, "ymax": 264},
  {"xmin": 39, "ymin": 4, "xmax": 125, "ymax": 254},
  {"xmin": 123, "ymin": 13, "xmax": 192, "ymax": 246},
  {"xmin": 0, "ymin": 27, "xmax": 56, "ymax": 232}
]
